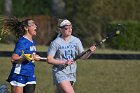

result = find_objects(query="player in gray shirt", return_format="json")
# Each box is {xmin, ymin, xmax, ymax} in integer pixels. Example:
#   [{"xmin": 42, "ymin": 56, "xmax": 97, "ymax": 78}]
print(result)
[{"xmin": 47, "ymin": 19, "xmax": 96, "ymax": 93}]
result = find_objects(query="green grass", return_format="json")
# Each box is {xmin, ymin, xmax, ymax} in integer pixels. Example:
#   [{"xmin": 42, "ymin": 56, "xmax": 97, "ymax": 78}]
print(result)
[
  {"xmin": 0, "ymin": 44, "xmax": 140, "ymax": 93},
  {"xmin": 76, "ymin": 60, "xmax": 140, "ymax": 93},
  {"xmin": 0, "ymin": 57, "xmax": 140, "ymax": 93},
  {"xmin": 0, "ymin": 43, "xmax": 140, "ymax": 54}
]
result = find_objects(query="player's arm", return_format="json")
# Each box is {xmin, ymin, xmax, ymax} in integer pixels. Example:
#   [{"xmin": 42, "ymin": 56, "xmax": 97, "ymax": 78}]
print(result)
[
  {"xmin": 80, "ymin": 45, "xmax": 96, "ymax": 59},
  {"xmin": 47, "ymin": 55, "xmax": 66, "ymax": 65},
  {"xmin": 32, "ymin": 53, "xmax": 41, "ymax": 61},
  {"xmin": 47, "ymin": 55, "xmax": 73, "ymax": 65},
  {"xmin": 20, "ymin": 51, "xmax": 41, "ymax": 62},
  {"xmin": 11, "ymin": 53, "xmax": 24, "ymax": 63},
  {"xmin": 11, "ymin": 53, "xmax": 41, "ymax": 63}
]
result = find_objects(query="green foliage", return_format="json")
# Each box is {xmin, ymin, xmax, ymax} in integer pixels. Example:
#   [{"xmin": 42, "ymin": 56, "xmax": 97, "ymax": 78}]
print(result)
[
  {"xmin": 0, "ymin": 0, "xmax": 4, "ymax": 15},
  {"xmin": 107, "ymin": 21, "xmax": 140, "ymax": 50},
  {"xmin": 12, "ymin": 0, "xmax": 51, "ymax": 17},
  {"xmin": 64, "ymin": 0, "xmax": 110, "ymax": 47},
  {"xmin": 63, "ymin": 0, "xmax": 140, "ymax": 49},
  {"xmin": 0, "ymin": 0, "xmax": 140, "ymax": 50}
]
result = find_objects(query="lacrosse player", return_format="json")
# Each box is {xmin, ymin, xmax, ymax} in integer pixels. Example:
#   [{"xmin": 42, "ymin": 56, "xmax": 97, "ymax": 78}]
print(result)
[
  {"xmin": 1, "ymin": 16, "xmax": 41, "ymax": 93},
  {"xmin": 47, "ymin": 19, "xmax": 96, "ymax": 93}
]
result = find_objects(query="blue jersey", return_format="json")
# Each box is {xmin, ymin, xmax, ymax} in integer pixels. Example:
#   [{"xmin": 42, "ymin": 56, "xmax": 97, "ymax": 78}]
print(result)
[{"xmin": 11, "ymin": 36, "xmax": 36, "ymax": 76}]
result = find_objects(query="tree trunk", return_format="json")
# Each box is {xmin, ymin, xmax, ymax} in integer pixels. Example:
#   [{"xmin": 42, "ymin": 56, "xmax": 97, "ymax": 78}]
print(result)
[
  {"xmin": 4, "ymin": 0, "xmax": 12, "ymax": 16},
  {"xmin": 51, "ymin": 0, "xmax": 65, "ymax": 18}
]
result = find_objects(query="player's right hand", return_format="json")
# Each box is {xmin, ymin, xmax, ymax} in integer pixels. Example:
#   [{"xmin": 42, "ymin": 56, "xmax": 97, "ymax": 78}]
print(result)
[{"xmin": 65, "ymin": 59, "xmax": 74, "ymax": 65}]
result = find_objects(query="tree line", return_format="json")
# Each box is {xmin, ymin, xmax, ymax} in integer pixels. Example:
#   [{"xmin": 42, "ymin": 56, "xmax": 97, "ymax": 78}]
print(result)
[{"xmin": 0, "ymin": 0, "xmax": 140, "ymax": 50}]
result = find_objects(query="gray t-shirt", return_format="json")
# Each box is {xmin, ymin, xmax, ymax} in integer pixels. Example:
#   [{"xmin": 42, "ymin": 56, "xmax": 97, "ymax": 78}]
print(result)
[{"xmin": 48, "ymin": 35, "xmax": 84, "ymax": 74}]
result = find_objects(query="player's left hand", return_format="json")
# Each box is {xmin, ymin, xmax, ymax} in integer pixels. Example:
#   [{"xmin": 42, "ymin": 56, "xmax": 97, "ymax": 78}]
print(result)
[
  {"xmin": 89, "ymin": 45, "xmax": 96, "ymax": 52},
  {"xmin": 32, "ymin": 53, "xmax": 41, "ymax": 61}
]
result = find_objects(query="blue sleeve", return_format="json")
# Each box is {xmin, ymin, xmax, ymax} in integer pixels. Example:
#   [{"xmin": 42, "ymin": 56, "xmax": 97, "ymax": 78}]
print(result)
[{"xmin": 14, "ymin": 41, "xmax": 26, "ymax": 56}]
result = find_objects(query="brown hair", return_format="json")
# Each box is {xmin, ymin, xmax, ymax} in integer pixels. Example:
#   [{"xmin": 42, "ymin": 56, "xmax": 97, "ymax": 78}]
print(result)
[{"xmin": 0, "ymin": 16, "xmax": 32, "ymax": 39}]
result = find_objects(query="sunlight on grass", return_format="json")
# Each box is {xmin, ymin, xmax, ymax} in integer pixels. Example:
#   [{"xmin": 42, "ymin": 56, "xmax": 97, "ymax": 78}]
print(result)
[
  {"xmin": 0, "ymin": 44, "xmax": 140, "ymax": 54},
  {"xmin": 0, "ymin": 44, "xmax": 48, "ymax": 51},
  {"xmin": 76, "ymin": 60, "xmax": 140, "ymax": 93}
]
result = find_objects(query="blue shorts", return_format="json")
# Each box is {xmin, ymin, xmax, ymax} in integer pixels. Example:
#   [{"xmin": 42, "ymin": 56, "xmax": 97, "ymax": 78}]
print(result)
[{"xmin": 7, "ymin": 73, "xmax": 36, "ymax": 87}]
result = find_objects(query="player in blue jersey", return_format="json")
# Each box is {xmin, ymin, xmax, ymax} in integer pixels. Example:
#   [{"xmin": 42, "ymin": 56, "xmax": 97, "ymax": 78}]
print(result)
[
  {"xmin": 1, "ymin": 16, "xmax": 41, "ymax": 93},
  {"xmin": 47, "ymin": 19, "xmax": 96, "ymax": 93}
]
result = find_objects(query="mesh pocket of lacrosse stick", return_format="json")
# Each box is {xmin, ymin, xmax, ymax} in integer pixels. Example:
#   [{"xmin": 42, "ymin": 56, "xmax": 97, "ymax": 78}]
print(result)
[{"xmin": 22, "ymin": 50, "xmax": 33, "ymax": 61}]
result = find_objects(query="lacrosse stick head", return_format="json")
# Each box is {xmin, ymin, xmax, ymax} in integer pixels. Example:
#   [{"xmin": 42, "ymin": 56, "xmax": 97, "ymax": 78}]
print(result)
[
  {"xmin": 21, "ymin": 50, "xmax": 33, "ymax": 61},
  {"xmin": 107, "ymin": 23, "xmax": 124, "ymax": 39}
]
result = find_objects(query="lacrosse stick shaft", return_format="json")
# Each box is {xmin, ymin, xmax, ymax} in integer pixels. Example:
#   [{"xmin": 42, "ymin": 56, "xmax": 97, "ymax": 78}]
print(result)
[
  {"xmin": 36, "ymin": 57, "xmax": 47, "ymax": 61},
  {"xmin": 40, "ymin": 57, "xmax": 47, "ymax": 60},
  {"xmin": 73, "ymin": 35, "xmax": 115, "ymax": 61},
  {"xmin": 73, "ymin": 24, "xmax": 122, "ymax": 61}
]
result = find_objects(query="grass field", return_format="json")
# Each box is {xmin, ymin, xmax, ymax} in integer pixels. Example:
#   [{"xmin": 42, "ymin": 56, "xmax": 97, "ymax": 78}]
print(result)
[
  {"xmin": 0, "ymin": 58, "xmax": 140, "ymax": 93},
  {"xmin": 0, "ymin": 44, "xmax": 140, "ymax": 93},
  {"xmin": 0, "ymin": 44, "xmax": 140, "ymax": 54}
]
